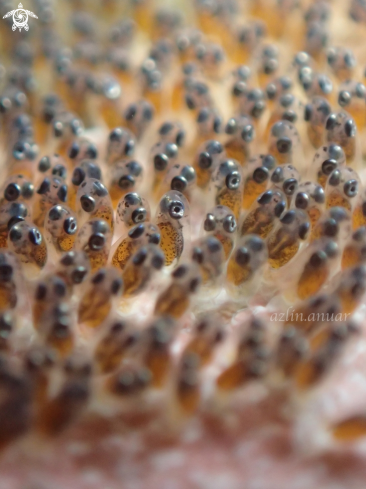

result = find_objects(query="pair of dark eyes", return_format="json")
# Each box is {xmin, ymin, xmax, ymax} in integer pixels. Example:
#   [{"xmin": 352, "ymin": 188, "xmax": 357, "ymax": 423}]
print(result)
[
  {"xmin": 6, "ymin": 200, "xmax": 28, "ymax": 226},
  {"xmin": 49, "ymin": 207, "xmax": 78, "ymax": 235},
  {"xmin": 9, "ymin": 226, "xmax": 42, "ymax": 245},
  {"xmin": 68, "ymin": 143, "xmax": 98, "ymax": 160},
  {"xmin": 252, "ymin": 160, "xmax": 285, "ymax": 185},
  {"xmin": 204, "ymin": 214, "xmax": 236, "ymax": 233},
  {"xmin": 109, "ymin": 133, "xmax": 135, "ymax": 155},
  {"xmin": 328, "ymin": 172, "xmax": 358, "ymax": 197},
  {"xmin": 153, "ymin": 144, "xmax": 178, "ymax": 171},
  {"xmin": 326, "ymin": 115, "xmax": 356, "ymax": 137},
  {"xmin": 266, "ymin": 76, "xmax": 292, "ymax": 100},
  {"xmin": 327, "ymin": 50, "xmax": 354, "ymax": 67},
  {"xmin": 132, "ymin": 247, "xmax": 165, "ymax": 269},
  {"xmin": 338, "ymin": 86, "xmax": 365, "ymax": 106},
  {"xmin": 116, "ymin": 161, "xmax": 142, "ymax": 188},
  {"xmin": 195, "ymin": 45, "xmax": 223, "ymax": 62},
  {"xmin": 304, "ymin": 101, "xmax": 331, "ymax": 122},
  {"xmin": 279, "ymin": 211, "xmax": 310, "ymax": 239},
  {"xmin": 171, "ymin": 265, "xmax": 201, "ymax": 291},
  {"xmin": 59, "ymin": 253, "xmax": 88, "ymax": 284},
  {"xmin": 257, "ymin": 191, "xmax": 286, "ymax": 216},
  {"xmin": 197, "ymin": 113, "xmax": 221, "ymax": 133},
  {"xmin": 237, "ymin": 27, "xmax": 258, "ymax": 44},
  {"xmin": 4, "ymin": 182, "xmax": 34, "ymax": 201},
  {"xmin": 225, "ymin": 120, "xmax": 255, "ymax": 142},
  {"xmin": 53, "ymin": 118, "xmax": 83, "ymax": 138},
  {"xmin": 307, "ymin": 243, "xmax": 338, "ymax": 268},
  {"xmin": 125, "ymin": 104, "xmax": 154, "ymax": 123},
  {"xmin": 92, "ymin": 270, "xmax": 123, "ymax": 295},
  {"xmin": 37, "ymin": 178, "xmax": 68, "ymax": 202},
  {"xmin": 127, "ymin": 224, "xmax": 160, "ymax": 244},
  {"xmin": 79, "ymin": 182, "xmax": 109, "ymax": 212},
  {"xmin": 88, "ymin": 220, "xmax": 110, "ymax": 251},
  {"xmin": 35, "ymin": 278, "xmax": 67, "ymax": 300},
  {"xmin": 192, "ymin": 237, "xmax": 222, "ymax": 265},
  {"xmin": 295, "ymin": 188, "xmax": 325, "ymax": 208},
  {"xmin": 159, "ymin": 123, "xmax": 185, "ymax": 146},
  {"xmin": 192, "ymin": 238, "xmax": 222, "ymax": 264},
  {"xmin": 235, "ymin": 237, "xmax": 265, "ymax": 265},
  {"xmin": 13, "ymin": 140, "xmax": 38, "ymax": 161},
  {"xmin": 271, "ymin": 167, "xmax": 298, "ymax": 195},
  {"xmin": 72, "ymin": 164, "xmax": 102, "ymax": 186}
]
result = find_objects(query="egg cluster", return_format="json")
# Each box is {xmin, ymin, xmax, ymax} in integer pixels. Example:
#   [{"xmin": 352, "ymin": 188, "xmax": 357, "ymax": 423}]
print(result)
[{"xmin": 1, "ymin": 0, "xmax": 366, "ymax": 450}]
